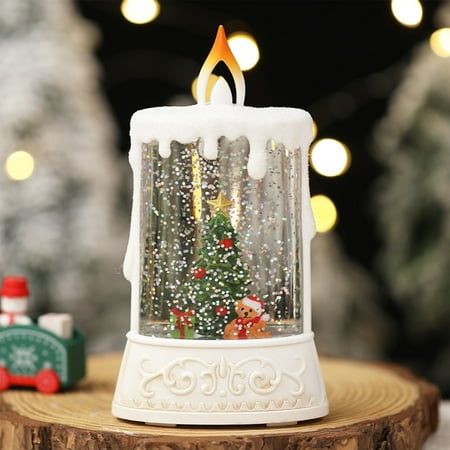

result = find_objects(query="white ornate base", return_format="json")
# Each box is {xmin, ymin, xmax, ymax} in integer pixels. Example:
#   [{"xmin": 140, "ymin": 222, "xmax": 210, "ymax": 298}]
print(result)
[{"xmin": 112, "ymin": 332, "xmax": 328, "ymax": 425}]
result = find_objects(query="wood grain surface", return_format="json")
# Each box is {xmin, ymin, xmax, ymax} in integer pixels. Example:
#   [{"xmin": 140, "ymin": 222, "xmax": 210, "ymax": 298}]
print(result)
[{"xmin": 0, "ymin": 353, "xmax": 439, "ymax": 449}]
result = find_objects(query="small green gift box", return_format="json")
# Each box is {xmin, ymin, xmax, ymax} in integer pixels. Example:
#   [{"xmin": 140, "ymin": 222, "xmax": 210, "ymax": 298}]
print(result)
[{"xmin": 170, "ymin": 307, "xmax": 195, "ymax": 339}]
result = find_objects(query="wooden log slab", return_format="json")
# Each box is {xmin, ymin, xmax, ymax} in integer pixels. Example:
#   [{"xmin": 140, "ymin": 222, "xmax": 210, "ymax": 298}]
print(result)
[{"xmin": 0, "ymin": 354, "xmax": 439, "ymax": 450}]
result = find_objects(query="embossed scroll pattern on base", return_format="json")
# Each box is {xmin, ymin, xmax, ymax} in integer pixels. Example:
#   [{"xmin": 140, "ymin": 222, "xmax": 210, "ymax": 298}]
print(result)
[
  {"xmin": 113, "ymin": 333, "xmax": 328, "ymax": 423},
  {"xmin": 132, "ymin": 354, "xmax": 316, "ymax": 413}
]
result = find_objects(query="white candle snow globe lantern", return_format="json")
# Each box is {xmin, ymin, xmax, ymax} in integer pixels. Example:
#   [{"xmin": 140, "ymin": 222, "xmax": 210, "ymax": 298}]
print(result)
[{"xmin": 113, "ymin": 26, "xmax": 328, "ymax": 425}]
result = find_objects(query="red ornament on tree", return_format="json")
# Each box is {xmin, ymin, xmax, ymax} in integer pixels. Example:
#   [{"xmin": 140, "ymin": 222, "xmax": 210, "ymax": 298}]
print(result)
[
  {"xmin": 192, "ymin": 267, "xmax": 206, "ymax": 279},
  {"xmin": 219, "ymin": 238, "xmax": 233, "ymax": 250},
  {"xmin": 215, "ymin": 305, "xmax": 229, "ymax": 317}
]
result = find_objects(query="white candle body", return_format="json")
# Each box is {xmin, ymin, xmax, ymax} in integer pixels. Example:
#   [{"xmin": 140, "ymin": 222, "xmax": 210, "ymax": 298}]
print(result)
[{"xmin": 123, "ymin": 105, "xmax": 315, "ymax": 334}]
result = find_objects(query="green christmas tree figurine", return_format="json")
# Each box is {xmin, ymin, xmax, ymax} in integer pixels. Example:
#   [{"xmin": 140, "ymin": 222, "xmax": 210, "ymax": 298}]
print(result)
[{"xmin": 183, "ymin": 192, "xmax": 251, "ymax": 338}]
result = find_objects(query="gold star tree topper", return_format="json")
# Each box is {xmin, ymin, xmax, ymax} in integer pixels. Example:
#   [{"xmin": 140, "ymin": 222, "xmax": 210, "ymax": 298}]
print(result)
[{"xmin": 207, "ymin": 192, "xmax": 233, "ymax": 217}]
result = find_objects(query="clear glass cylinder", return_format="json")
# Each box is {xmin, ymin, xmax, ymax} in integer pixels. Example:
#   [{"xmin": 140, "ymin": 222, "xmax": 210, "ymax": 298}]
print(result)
[{"xmin": 139, "ymin": 137, "xmax": 302, "ymax": 339}]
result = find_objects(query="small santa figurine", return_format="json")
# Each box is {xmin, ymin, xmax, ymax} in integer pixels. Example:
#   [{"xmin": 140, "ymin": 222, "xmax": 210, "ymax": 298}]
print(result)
[{"xmin": 0, "ymin": 276, "xmax": 33, "ymax": 326}]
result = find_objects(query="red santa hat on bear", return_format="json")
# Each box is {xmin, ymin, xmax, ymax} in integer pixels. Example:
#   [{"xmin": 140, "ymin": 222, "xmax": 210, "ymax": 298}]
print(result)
[
  {"xmin": 242, "ymin": 295, "xmax": 265, "ymax": 314},
  {"xmin": 242, "ymin": 295, "xmax": 270, "ymax": 322}
]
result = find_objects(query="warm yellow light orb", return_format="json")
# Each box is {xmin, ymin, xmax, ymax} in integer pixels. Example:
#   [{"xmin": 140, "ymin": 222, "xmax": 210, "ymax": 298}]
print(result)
[
  {"xmin": 191, "ymin": 74, "xmax": 220, "ymax": 102},
  {"xmin": 227, "ymin": 32, "xmax": 260, "ymax": 71},
  {"xmin": 311, "ymin": 195, "xmax": 338, "ymax": 233},
  {"xmin": 120, "ymin": 0, "xmax": 160, "ymax": 25},
  {"xmin": 311, "ymin": 120, "xmax": 318, "ymax": 140},
  {"xmin": 391, "ymin": 0, "xmax": 423, "ymax": 27},
  {"xmin": 310, "ymin": 138, "xmax": 351, "ymax": 177},
  {"xmin": 5, "ymin": 151, "xmax": 35, "ymax": 181},
  {"xmin": 429, "ymin": 28, "xmax": 450, "ymax": 58}
]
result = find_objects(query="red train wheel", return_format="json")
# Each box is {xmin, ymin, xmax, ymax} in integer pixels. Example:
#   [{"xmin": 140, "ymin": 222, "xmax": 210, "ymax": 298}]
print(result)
[
  {"xmin": 35, "ymin": 369, "xmax": 60, "ymax": 394},
  {"xmin": 0, "ymin": 367, "xmax": 10, "ymax": 391}
]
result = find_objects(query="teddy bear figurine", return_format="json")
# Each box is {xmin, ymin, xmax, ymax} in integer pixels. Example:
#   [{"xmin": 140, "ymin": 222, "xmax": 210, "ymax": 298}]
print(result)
[{"xmin": 224, "ymin": 294, "xmax": 272, "ymax": 339}]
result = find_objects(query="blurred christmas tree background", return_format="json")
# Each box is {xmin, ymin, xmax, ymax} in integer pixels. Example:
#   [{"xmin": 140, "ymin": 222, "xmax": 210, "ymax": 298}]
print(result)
[
  {"xmin": 0, "ymin": 0, "xmax": 129, "ymax": 351},
  {"xmin": 373, "ymin": 4, "xmax": 450, "ymax": 391},
  {"xmin": 1, "ymin": 0, "xmax": 450, "ymax": 396}
]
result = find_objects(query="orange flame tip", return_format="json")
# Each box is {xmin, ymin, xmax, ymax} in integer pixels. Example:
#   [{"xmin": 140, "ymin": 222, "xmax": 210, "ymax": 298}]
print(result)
[{"xmin": 196, "ymin": 25, "xmax": 246, "ymax": 106}]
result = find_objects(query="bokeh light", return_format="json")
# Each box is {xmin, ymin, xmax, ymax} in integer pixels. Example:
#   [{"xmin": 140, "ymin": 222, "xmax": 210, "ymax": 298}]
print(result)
[
  {"xmin": 120, "ymin": 0, "xmax": 160, "ymax": 25},
  {"xmin": 429, "ymin": 28, "xmax": 450, "ymax": 58},
  {"xmin": 391, "ymin": 0, "xmax": 422, "ymax": 28},
  {"xmin": 311, "ymin": 195, "xmax": 338, "ymax": 233},
  {"xmin": 312, "ymin": 120, "xmax": 318, "ymax": 140},
  {"xmin": 5, "ymin": 151, "xmax": 35, "ymax": 181},
  {"xmin": 227, "ymin": 32, "xmax": 260, "ymax": 71},
  {"xmin": 191, "ymin": 74, "xmax": 220, "ymax": 102},
  {"xmin": 310, "ymin": 138, "xmax": 351, "ymax": 177}
]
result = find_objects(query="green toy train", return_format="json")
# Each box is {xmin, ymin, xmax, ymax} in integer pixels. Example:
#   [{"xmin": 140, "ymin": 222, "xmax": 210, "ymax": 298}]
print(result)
[{"xmin": 0, "ymin": 323, "xmax": 85, "ymax": 394}]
